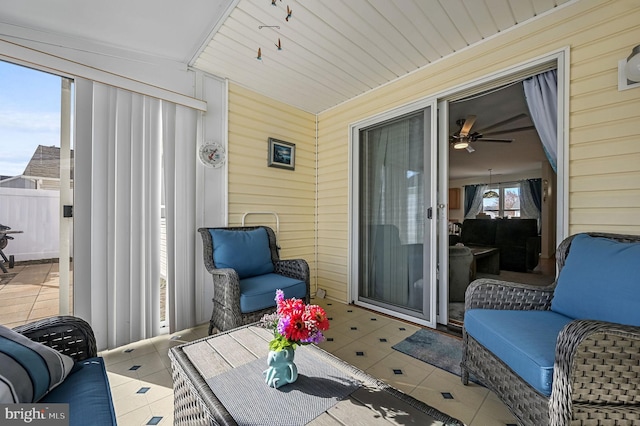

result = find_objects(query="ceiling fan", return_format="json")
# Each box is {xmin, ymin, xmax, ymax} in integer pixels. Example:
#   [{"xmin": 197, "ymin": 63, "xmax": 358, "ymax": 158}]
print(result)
[{"xmin": 450, "ymin": 113, "xmax": 533, "ymax": 153}]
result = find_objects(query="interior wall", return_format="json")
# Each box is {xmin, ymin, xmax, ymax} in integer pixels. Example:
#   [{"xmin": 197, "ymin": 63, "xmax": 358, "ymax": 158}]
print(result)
[
  {"xmin": 226, "ymin": 83, "xmax": 317, "ymax": 288},
  {"xmin": 316, "ymin": 0, "xmax": 640, "ymax": 302}
]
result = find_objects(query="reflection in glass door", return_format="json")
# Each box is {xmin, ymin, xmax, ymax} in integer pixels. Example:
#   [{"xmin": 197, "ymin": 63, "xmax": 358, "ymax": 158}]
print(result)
[{"xmin": 357, "ymin": 107, "xmax": 433, "ymax": 322}]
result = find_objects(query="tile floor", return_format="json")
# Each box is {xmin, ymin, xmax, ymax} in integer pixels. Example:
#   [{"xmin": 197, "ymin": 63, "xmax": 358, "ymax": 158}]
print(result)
[
  {"xmin": 2, "ymin": 264, "xmax": 520, "ymax": 425},
  {"xmin": 100, "ymin": 298, "xmax": 518, "ymax": 426}
]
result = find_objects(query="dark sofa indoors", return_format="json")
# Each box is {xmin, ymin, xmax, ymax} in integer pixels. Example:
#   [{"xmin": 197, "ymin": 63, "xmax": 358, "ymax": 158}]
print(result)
[{"xmin": 456, "ymin": 218, "xmax": 540, "ymax": 272}]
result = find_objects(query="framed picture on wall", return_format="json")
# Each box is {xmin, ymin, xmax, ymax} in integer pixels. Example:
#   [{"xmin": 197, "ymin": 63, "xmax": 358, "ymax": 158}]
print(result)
[{"xmin": 268, "ymin": 138, "xmax": 295, "ymax": 170}]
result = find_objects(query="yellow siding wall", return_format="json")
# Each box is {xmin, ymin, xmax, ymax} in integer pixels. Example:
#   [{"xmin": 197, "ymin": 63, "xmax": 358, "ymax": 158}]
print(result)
[
  {"xmin": 227, "ymin": 84, "xmax": 316, "ymax": 285},
  {"xmin": 316, "ymin": 0, "xmax": 640, "ymax": 302}
]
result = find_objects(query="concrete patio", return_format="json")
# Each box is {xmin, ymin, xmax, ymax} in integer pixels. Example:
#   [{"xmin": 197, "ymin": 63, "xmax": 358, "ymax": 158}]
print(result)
[{"xmin": 0, "ymin": 261, "xmax": 72, "ymax": 329}]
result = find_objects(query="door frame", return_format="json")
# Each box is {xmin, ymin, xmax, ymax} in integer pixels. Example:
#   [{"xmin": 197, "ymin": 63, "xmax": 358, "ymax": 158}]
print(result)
[
  {"xmin": 348, "ymin": 97, "xmax": 439, "ymax": 329},
  {"xmin": 436, "ymin": 48, "xmax": 569, "ymax": 325},
  {"xmin": 347, "ymin": 47, "xmax": 569, "ymax": 328}
]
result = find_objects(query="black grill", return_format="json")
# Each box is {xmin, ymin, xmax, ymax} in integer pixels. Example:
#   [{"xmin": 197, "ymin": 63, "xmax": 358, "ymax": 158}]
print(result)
[{"xmin": 0, "ymin": 224, "xmax": 21, "ymax": 273}]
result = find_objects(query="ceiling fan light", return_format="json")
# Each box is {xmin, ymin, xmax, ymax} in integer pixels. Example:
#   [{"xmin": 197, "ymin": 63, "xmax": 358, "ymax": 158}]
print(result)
[{"xmin": 453, "ymin": 141, "xmax": 469, "ymax": 149}]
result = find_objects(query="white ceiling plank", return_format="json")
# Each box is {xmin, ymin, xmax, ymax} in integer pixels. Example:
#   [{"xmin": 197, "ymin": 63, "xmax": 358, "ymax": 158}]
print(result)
[
  {"xmin": 532, "ymin": 0, "xmax": 560, "ymax": 15},
  {"xmin": 300, "ymin": 1, "xmax": 407, "ymax": 79},
  {"xmin": 423, "ymin": 0, "xmax": 482, "ymax": 52},
  {"xmin": 484, "ymin": 0, "xmax": 517, "ymax": 31},
  {"xmin": 196, "ymin": 46, "xmax": 340, "ymax": 112},
  {"xmin": 208, "ymin": 4, "xmax": 366, "ymax": 101},
  {"xmin": 202, "ymin": 32, "xmax": 350, "ymax": 102},
  {"xmin": 462, "ymin": 0, "xmax": 500, "ymax": 39},
  {"xmin": 218, "ymin": 22, "xmax": 363, "ymax": 99},
  {"xmin": 366, "ymin": 0, "xmax": 441, "ymax": 62},
  {"xmin": 236, "ymin": 0, "xmax": 389, "ymax": 90},
  {"xmin": 344, "ymin": 0, "xmax": 425, "ymax": 71},
  {"xmin": 218, "ymin": 18, "xmax": 356, "ymax": 94},
  {"xmin": 509, "ymin": 0, "xmax": 536, "ymax": 24}
]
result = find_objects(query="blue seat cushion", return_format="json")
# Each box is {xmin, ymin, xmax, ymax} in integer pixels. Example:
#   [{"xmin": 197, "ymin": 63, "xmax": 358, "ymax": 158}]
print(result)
[
  {"xmin": 465, "ymin": 309, "xmax": 574, "ymax": 396},
  {"xmin": 551, "ymin": 234, "xmax": 640, "ymax": 326},
  {"xmin": 40, "ymin": 357, "xmax": 116, "ymax": 426},
  {"xmin": 239, "ymin": 274, "xmax": 307, "ymax": 313},
  {"xmin": 210, "ymin": 228, "xmax": 274, "ymax": 279}
]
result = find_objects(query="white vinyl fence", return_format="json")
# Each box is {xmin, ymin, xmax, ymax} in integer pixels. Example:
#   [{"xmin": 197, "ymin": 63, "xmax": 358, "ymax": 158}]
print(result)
[{"xmin": 0, "ymin": 187, "xmax": 69, "ymax": 261}]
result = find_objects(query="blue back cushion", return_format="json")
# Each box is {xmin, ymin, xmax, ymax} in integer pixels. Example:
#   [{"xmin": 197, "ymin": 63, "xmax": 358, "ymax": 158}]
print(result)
[
  {"xmin": 210, "ymin": 228, "xmax": 274, "ymax": 279},
  {"xmin": 551, "ymin": 234, "xmax": 640, "ymax": 326}
]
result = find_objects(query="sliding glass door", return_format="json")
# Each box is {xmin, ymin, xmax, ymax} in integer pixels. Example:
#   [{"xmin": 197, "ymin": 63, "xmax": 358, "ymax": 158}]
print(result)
[{"xmin": 354, "ymin": 104, "xmax": 436, "ymax": 326}]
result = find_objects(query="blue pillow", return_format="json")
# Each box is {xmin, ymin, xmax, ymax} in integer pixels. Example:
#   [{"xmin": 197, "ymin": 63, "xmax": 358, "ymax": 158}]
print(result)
[
  {"xmin": 551, "ymin": 234, "xmax": 640, "ymax": 326},
  {"xmin": 210, "ymin": 228, "xmax": 274, "ymax": 279},
  {"xmin": 0, "ymin": 325, "xmax": 75, "ymax": 403}
]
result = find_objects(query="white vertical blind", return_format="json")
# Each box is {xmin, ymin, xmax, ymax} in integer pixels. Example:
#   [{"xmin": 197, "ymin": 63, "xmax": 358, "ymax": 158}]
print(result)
[
  {"xmin": 163, "ymin": 103, "xmax": 198, "ymax": 333},
  {"xmin": 74, "ymin": 78, "xmax": 198, "ymax": 349}
]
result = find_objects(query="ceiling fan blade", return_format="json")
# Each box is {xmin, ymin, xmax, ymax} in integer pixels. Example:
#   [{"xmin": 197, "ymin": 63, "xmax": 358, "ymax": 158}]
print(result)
[
  {"xmin": 475, "ymin": 113, "xmax": 527, "ymax": 134},
  {"xmin": 483, "ymin": 126, "xmax": 536, "ymax": 136},
  {"xmin": 459, "ymin": 115, "xmax": 477, "ymax": 136},
  {"xmin": 476, "ymin": 138, "xmax": 513, "ymax": 143}
]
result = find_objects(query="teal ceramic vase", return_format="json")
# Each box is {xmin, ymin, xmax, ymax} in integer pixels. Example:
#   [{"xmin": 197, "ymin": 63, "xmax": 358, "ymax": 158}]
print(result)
[{"xmin": 264, "ymin": 347, "xmax": 298, "ymax": 388}]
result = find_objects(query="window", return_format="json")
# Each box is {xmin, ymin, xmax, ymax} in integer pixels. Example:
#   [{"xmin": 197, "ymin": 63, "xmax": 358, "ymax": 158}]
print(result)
[{"xmin": 482, "ymin": 185, "xmax": 521, "ymax": 218}]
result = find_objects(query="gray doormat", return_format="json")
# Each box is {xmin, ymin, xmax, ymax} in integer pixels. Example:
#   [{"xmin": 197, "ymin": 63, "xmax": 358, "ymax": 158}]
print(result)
[
  {"xmin": 206, "ymin": 349, "xmax": 360, "ymax": 425},
  {"xmin": 392, "ymin": 328, "xmax": 481, "ymax": 385}
]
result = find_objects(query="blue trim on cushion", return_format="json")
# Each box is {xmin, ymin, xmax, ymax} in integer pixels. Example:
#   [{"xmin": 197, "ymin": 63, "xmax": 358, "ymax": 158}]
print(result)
[
  {"xmin": 239, "ymin": 274, "xmax": 307, "ymax": 313},
  {"xmin": 465, "ymin": 309, "xmax": 573, "ymax": 396},
  {"xmin": 41, "ymin": 357, "xmax": 116, "ymax": 426},
  {"xmin": 210, "ymin": 228, "xmax": 274, "ymax": 279},
  {"xmin": 551, "ymin": 234, "xmax": 640, "ymax": 326}
]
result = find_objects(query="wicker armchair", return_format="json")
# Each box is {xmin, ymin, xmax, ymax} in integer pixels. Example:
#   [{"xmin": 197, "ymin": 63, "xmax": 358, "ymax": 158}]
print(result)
[
  {"xmin": 198, "ymin": 226, "xmax": 310, "ymax": 334},
  {"xmin": 461, "ymin": 232, "xmax": 640, "ymax": 426},
  {"xmin": 12, "ymin": 315, "xmax": 97, "ymax": 362}
]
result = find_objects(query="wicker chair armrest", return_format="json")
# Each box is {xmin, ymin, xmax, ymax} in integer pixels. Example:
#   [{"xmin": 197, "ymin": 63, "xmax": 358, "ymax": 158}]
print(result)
[
  {"xmin": 274, "ymin": 259, "xmax": 309, "ymax": 281},
  {"xmin": 208, "ymin": 267, "xmax": 241, "ymax": 303},
  {"xmin": 550, "ymin": 319, "xmax": 640, "ymax": 426},
  {"xmin": 464, "ymin": 278, "xmax": 555, "ymax": 311},
  {"xmin": 12, "ymin": 316, "xmax": 97, "ymax": 361},
  {"xmin": 274, "ymin": 259, "xmax": 311, "ymax": 303}
]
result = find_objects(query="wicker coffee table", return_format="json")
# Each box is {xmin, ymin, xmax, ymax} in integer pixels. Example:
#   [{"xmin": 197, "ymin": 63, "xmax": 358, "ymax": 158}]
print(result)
[{"xmin": 169, "ymin": 324, "xmax": 462, "ymax": 425}]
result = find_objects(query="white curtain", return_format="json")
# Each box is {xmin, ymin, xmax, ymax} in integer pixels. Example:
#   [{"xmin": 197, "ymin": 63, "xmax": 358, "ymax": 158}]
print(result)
[
  {"xmin": 519, "ymin": 181, "xmax": 541, "ymax": 231},
  {"xmin": 523, "ymin": 70, "xmax": 558, "ymax": 172},
  {"xmin": 74, "ymin": 79, "xmax": 197, "ymax": 349},
  {"xmin": 362, "ymin": 113, "xmax": 423, "ymax": 306},
  {"xmin": 464, "ymin": 184, "xmax": 488, "ymax": 219}
]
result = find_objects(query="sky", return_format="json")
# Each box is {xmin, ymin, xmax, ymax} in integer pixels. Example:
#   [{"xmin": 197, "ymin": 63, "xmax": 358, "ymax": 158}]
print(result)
[{"xmin": 0, "ymin": 60, "xmax": 62, "ymax": 177}]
